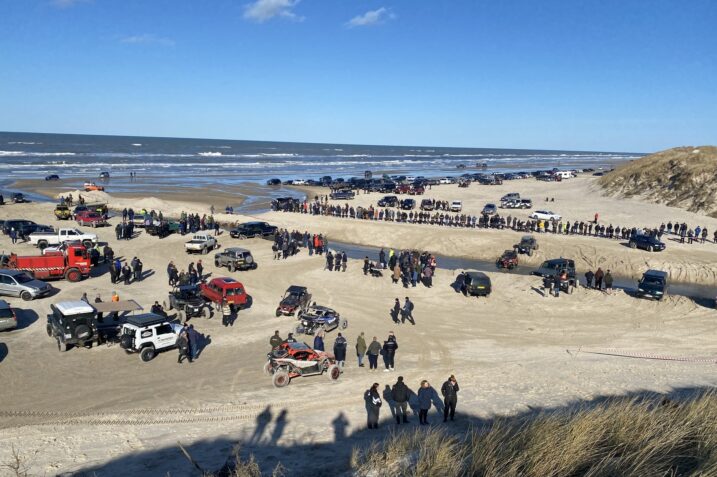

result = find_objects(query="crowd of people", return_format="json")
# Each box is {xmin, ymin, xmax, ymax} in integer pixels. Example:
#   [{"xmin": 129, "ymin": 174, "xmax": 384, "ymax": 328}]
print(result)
[
  {"xmin": 166, "ymin": 260, "xmax": 205, "ymax": 287},
  {"xmin": 271, "ymin": 229, "xmax": 329, "ymax": 259},
  {"xmin": 277, "ymin": 197, "xmax": 717, "ymax": 246}
]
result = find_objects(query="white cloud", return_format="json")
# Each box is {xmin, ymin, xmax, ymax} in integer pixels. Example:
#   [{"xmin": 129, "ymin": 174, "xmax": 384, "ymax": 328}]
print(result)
[
  {"xmin": 244, "ymin": 0, "xmax": 303, "ymax": 23},
  {"xmin": 120, "ymin": 34, "xmax": 175, "ymax": 47},
  {"xmin": 347, "ymin": 7, "xmax": 394, "ymax": 28},
  {"xmin": 50, "ymin": 0, "xmax": 91, "ymax": 8}
]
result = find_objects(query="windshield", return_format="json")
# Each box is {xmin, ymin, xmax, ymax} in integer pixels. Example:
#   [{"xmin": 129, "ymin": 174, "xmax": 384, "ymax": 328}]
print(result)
[
  {"xmin": 14, "ymin": 273, "xmax": 35, "ymax": 284},
  {"xmin": 642, "ymin": 276, "xmax": 665, "ymax": 285}
]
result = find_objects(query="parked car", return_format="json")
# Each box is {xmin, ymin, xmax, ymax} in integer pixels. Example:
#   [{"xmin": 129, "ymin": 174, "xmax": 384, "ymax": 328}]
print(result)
[
  {"xmin": 266, "ymin": 178, "xmax": 281, "ymax": 186},
  {"xmin": 400, "ymin": 198, "xmax": 416, "ymax": 210},
  {"xmin": 276, "ymin": 286, "xmax": 312, "ymax": 317},
  {"xmin": 75, "ymin": 211, "xmax": 107, "ymax": 228},
  {"xmin": 628, "ymin": 234, "xmax": 666, "ymax": 252},
  {"xmin": 230, "ymin": 221, "xmax": 277, "ymax": 239},
  {"xmin": 0, "ymin": 270, "xmax": 53, "ymax": 301},
  {"xmin": 514, "ymin": 235, "xmax": 539, "ymax": 256},
  {"xmin": 200, "ymin": 277, "xmax": 249, "ymax": 311},
  {"xmin": 501, "ymin": 193, "xmax": 520, "ymax": 202},
  {"xmin": 457, "ymin": 270, "xmax": 492, "ymax": 297},
  {"xmin": 184, "ymin": 233, "xmax": 217, "ymax": 254},
  {"xmin": 214, "ymin": 247, "xmax": 257, "ymax": 272},
  {"xmin": 482, "ymin": 203, "xmax": 497, "ymax": 215},
  {"xmin": 420, "ymin": 199, "xmax": 435, "ymax": 211},
  {"xmin": 165, "ymin": 285, "xmax": 212, "ymax": 320},
  {"xmin": 378, "ymin": 195, "xmax": 399, "ymax": 207},
  {"xmin": 45, "ymin": 174, "xmax": 60, "ymax": 181},
  {"xmin": 0, "ymin": 300, "xmax": 17, "ymax": 331},
  {"xmin": 99, "ymin": 171, "xmax": 110, "ymax": 179},
  {"xmin": 636, "ymin": 269, "xmax": 667, "ymax": 300},
  {"xmin": 296, "ymin": 304, "xmax": 348, "ymax": 335},
  {"xmin": 46, "ymin": 300, "xmax": 97, "ymax": 351},
  {"xmin": 11, "ymin": 193, "xmax": 27, "ymax": 203},
  {"xmin": 119, "ymin": 314, "xmax": 182, "ymax": 362},
  {"xmin": 330, "ymin": 190, "xmax": 355, "ymax": 200},
  {"xmin": 28, "ymin": 227, "xmax": 98, "ymax": 250},
  {"xmin": 529, "ymin": 210, "xmax": 562, "ymax": 221},
  {"xmin": 439, "ymin": 177, "xmax": 454, "ymax": 184},
  {"xmin": 450, "ymin": 200, "xmax": 463, "ymax": 212},
  {"xmin": 2, "ymin": 219, "xmax": 35, "ymax": 235},
  {"xmin": 264, "ymin": 341, "xmax": 341, "ymax": 388}
]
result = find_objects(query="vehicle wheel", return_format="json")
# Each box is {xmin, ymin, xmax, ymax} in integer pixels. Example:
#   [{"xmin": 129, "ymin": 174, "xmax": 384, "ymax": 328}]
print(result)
[
  {"xmin": 239, "ymin": 234, "xmax": 247, "ymax": 240},
  {"xmin": 648, "ymin": 245, "xmax": 654, "ymax": 252},
  {"xmin": 202, "ymin": 306, "xmax": 211, "ymax": 319},
  {"xmin": 275, "ymin": 308, "xmax": 281, "ymax": 317},
  {"xmin": 65, "ymin": 268, "xmax": 82, "ymax": 282},
  {"xmin": 46, "ymin": 324, "xmax": 53, "ymax": 337},
  {"xmin": 340, "ymin": 318, "xmax": 348, "ymax": 330},
  {"xmin": 75, "ymin": 324, "xmax": 91, "ymax": 340},
  {"xmin": 176, "ymin": 310, "xmax": 185, "ymax": 322},
  {"xmin": 528, "ymin": 249, "xmax": 533, "ymax": 257},
  {"xmin": 57, "ymin": 338, "xmax": 70, "ymax": 352},
  {"xmin": 163, "ymin": 300, "xmax": 170, "ymax": 310},
  {"xmin": 228, "ymin": 263, "xmax": 236, "ymax": 273},
  {"xmin": 252, "ymin": 263, "xmax": 258, "ymax": 270},
  {"xmin": 82, "ymin": 240, "xmax": 93, "ymax": 248},
  {"xmin": 272, "ymin": 371, "xmax": 290, "ymax": 388},
  {"xmin": 21, "ymin": 291, "xmax": 33, "ymax": 301},
  {"xmin": 140, "ymin": 347, "xmax": 156, "ymax": 362},
  {"xmin": 263, "ymin": 361, "xmax": 274, "ymax": 375},
  {"xmin": 327, "ymin": 364, "xmax": 341, "ymax": 380},
  {"xmin": 214, "ymin": 260, "xmax": 220, "ymax": 267},
  {"xmin": 629, "ymin": 242, "xmax": 637, "ymax": 249},
  {"xmin": 202, "ymin": 247, "xmax": 208, "ymax": 255},
  {"xmin": 38, "ymin": 240, "xmax": 48, "ymax": 251}
]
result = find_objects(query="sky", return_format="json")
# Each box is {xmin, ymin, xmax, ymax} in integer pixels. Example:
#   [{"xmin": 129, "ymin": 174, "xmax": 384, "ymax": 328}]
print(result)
[{"xmin": 0, "ymin": 0, "xmax": 715, "ymax": 152}]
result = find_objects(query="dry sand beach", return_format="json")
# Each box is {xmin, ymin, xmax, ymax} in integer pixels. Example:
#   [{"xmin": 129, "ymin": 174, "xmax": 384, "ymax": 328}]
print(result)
[{"xmin": 1, "ymin": 175, "xmax": 717, "ymax": 475}]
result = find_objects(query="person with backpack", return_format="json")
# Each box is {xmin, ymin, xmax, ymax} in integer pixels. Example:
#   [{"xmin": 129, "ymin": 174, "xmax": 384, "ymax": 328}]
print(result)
[
  {"xmin": 391, "ymin": 376, "xmax": 410, "ymax": 424},
  {"xmin": 441, "ymin": 375, "xmax": 460, "ymax": 422},
  {"xmin": 333, "ymin": 332, "xmax": 347, "ymax": 369},
  {"xmin": 364, "ymin": 383, "xmax": 382, "ymax": 429}
]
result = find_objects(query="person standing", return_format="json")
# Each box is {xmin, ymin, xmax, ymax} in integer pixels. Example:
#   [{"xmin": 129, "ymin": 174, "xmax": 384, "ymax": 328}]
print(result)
[
  {"xmin": 177, "ymin": 329, "xmax": 190, "ymax": 364},
  {"xmin": 196, "ymin": 259, "xmax": 203, "ymax": 279},
  {"xmin": 133, "ymin": 258, "xmax": 143, "ymax": 282},
  {"xmin": 441, "ymin": 375, "xmax": 460, "ymax": 422},
  {"xmin": 221, "ymin": 299, "xmax": 232, "ymax": 326},
  {"xmin": 367, "ymin": 336, "xmax": 381, "ymax": 370},
  {"xmin": 9, "ymin": 228, "xmax": 17, "ymax": 245},
  {"xmin": 356, "ymin": 332, "xmax": 367, "ymax": 367},
  {"xmin": 269, "ymin": 330, "xmax": 283, "ymax": 349},
  {"xmin": 122, "ymin": 264, "xmax": 132, "ymax": 285},
  {"xmin": 313, "ymin": 330, "xmax": 325, "ymax": 352},
  {"xmin": 417, "ymin": 380, "xmax": 434, "ymax": 425},
  {"xmin": 365, "ymin": 383, "xmax": 382, "ymax": 429},
  {"xmin": 604, "ymin": 270, "xmax": 614, "ymax": 295},
  {"xmin": 382, "ymin": 332, "xmax": 398, "ymax": 372},
  {"xmin": 391, "ymin": 298, "xmax": 401, "ymax": 324},
  {"xmin": 333, "ymin": 332, "xmax": 347, "ymax": 369},
  {"xmin": 585, "ymin": 270, "xmax": 594, "ymax": 289},
  {"xmin": 594, "ymin": 267, "xmax": 605, "ymax": 290},
  {"xmin": 187, "ymin": 324, "xmax": 200, "ymax": 360},
  {"xmin": 363, "ymin": 257, "xmax": 370, "ymax": 275},
  {"xmin": 391, "ymin": 376, "xmax": 410, "ymax": 424}
]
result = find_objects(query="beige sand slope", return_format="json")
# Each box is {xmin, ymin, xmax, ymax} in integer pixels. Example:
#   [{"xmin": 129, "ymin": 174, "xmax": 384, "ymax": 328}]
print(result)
[{"xmin": 0, "ymin": 178, "xmax": 716, "ymax": 475}]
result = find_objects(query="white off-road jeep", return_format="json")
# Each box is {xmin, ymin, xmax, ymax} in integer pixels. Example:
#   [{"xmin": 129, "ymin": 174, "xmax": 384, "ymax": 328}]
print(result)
[{"xmin": 119, "ymin": 314, "xmax": 182, "ymax": 362}]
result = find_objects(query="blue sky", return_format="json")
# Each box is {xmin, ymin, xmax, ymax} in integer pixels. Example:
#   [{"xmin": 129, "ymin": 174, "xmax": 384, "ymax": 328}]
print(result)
[{"xmin": 0, "ymin": 0, "xmax": 715, "ymax": 152}]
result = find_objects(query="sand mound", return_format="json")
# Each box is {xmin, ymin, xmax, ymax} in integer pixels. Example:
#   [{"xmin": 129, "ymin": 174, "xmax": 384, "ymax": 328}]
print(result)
[{"xmin": 598, "ymin": 146, "xmax": 717, "ymax": 216}]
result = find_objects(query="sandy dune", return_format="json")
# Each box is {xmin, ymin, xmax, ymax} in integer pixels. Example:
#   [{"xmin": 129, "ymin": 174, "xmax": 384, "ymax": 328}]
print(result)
[{"xmin": 1, "ymin": 177, "xmax": 717, "ymax": 475}]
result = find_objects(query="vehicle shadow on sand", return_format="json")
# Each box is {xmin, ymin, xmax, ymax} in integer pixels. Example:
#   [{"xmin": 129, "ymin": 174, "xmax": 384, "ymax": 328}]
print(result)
[
  {"xmin": 44, "ymin": 387, "xmax": 716, "ymax": 477},
  {"xmin": 0, "ymin": 343, "xmax": 7, "ymax": 362},
  {"xmin": 13, "ymin": 309, "xmax": 39, "ymax": 330}
]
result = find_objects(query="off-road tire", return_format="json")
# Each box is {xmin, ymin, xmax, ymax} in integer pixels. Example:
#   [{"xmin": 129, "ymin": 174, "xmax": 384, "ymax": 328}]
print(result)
[
  {"xmin": 648, "ymin": 245, "xmax": 654, "ymax": 252},
  {"xmin": 228, "ymin": 262, "xmax": 236, "ymax": 273},
  {"xmin": 238, "ymin": 234, "xmax": 247, "ymax": 240},
  {"xmin": 57, "ymin": 338, "xmax": 70, "ymax": 352},
  {"xmin": 202, "ymin": 247, "xmax": 208, "ymax": 255},
  {"xmin": 140, "ymin": 346, "xmax": 156, "ymax": 362},
  {"xmin": 75, "ymin": 325, "xmax": 91, "ymax": 340},
  {"xmin": 46, "ymin": 324, "xmax": 53, "ymax": 337},
  {"xmin": 272, "ymin": 371, "xmax": 290, "ymax": 388},
  {"xmin": 327, "ymin": 364, "xmax": 341, "ymax": 380},
  {"xmin": 21, "ymin": 291, "xmax": 33, "ymax": 301},
  {"xmin": 263, "ymin": 361, "xmax": 274, "ymax": 375},
  {"xmin": 340, "ymin": 318, "xmax": 348, "ymax": 330},
  {"xmin": 275, "ymin": 308, "xmax": 281, "ymax": 317},
  {"xmin": 38, "ymin": 240, "xmax": 48, "ymax": 251},
  {"xmin": 629, "ymin": 242, "xmax": 637, "ymax": 249},
  {"xmin": 202, "ymin": 306, "xmax": 211, "ymax": 319},
  {"xmin": 65, "ymin": 268, "xmax": 82, "ymax": 282}
]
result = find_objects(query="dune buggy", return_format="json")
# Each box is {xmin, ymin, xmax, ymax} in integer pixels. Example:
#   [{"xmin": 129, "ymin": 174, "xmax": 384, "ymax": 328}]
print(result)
[
  {"xmin": 496, "ymin": 249, "xmax": 518, "ymax": 270},
  {"xmin": 263, "ymin": 341, "xmax": 341, "ymax": 387},
  {"xmin": 296, "ymin": 304, "xmax": 348, "ymax": 335},
  {"xmin": 276, "ymin": 285, "xmax": 311, "ymax": 317}
]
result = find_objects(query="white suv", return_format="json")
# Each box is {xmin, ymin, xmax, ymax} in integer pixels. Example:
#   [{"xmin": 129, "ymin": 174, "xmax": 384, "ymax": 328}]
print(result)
[
  {"xmin": 450, "ymin": 200, "xmax": 463, "ymax": 212},
  {"xmin": 119, "ymin": 314, "xmax": 182, "ymax": 362}
]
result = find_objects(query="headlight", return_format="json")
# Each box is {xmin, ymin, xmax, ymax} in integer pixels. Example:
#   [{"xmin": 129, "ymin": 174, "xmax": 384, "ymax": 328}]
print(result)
[
  {"xmin": 655, "ymin": 291, "xmax": 663, "ymax": 294},
  {"xmin": 638, "ymin": 288, "xmax": 644, "ymax": 292}
]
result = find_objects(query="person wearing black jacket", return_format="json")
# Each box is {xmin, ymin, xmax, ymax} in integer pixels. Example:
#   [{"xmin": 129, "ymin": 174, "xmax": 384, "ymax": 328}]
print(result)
[
  {"xmin": 364, "ymin": 383, "xmax": 382, "ymax": 429},
  {"xmin": 391, "ymin": 376, "xmax": 410, "ymax": 424},
  {"xmin": 441, "ymin": 375, "xmax": 460, "ymax": 422},
  {"xmin": 382, "ymin": 332, "xmax": 398, "ymax": 372}
]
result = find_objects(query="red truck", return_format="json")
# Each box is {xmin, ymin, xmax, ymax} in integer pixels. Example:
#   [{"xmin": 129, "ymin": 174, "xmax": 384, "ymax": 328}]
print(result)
[
  {"xmin": 200, "ymin": 277, "xmax": 249, "ymax": 311},
  {"xmin": 75, "ymin": 210, "xmax": 107, "ymax": 228},
  {"xmin": 4, "ymin": 244, "xmax": 91, "ymax": 282}
]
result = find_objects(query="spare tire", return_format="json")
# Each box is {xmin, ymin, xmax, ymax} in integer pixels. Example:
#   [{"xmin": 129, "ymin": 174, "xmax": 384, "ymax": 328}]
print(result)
[
  {"xmin": 75, "ymin": 325, "xmax": 91, "ymax": 340},
  {"xmin": 120, "ymin": 334, "xmax": 132, "ymax": 349},
  {"xmin": 245, "ymin": 255, "xmax": 254, "ymax": 264}
]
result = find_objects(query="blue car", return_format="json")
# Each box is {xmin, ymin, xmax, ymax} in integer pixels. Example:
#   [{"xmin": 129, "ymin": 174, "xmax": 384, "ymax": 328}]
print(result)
[{"xmin": 296, "ymin": 305, "xmax": 348, "ymax": 335}]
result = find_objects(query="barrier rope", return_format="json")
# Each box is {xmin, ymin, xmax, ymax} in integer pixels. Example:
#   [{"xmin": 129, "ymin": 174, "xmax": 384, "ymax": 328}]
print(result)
[{"xmin": 568, "ymin": 347, "xmax": 717, "ymax": 364}]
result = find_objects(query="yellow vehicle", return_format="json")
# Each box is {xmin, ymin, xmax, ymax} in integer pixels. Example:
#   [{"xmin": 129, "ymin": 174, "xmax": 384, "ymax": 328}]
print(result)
[{"xmin": 54, "ymin": 204, "xmax": 72, "ymax": 220}]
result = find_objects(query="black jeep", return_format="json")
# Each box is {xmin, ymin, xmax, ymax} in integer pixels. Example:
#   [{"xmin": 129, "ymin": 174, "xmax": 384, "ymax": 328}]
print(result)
[
  {"xmin": 514, "ymin": 235, "xmax": 539, "ymax": 256},
  {"xmin": 164, "ymin": 285, "xmax": 212, "ymax": 320},
  {"xmin": 532, "ymin": 258, "xmax": 577, "ymax": 289},
  {"xmin": 230, "ymin": 221, "xmax": 278, "ymax": 239},
  {"xmin": 378, "ymin": 195, "xmax": 399, "ymax": 207}
]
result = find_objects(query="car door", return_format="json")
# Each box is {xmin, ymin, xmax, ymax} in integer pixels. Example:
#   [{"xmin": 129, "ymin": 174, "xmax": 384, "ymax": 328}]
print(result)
[
  {"xmin": 0, "ymin": 274, "xmax": 15, "ymax": 296},
  {"xmin": 154, "ymin": 324, "xmax": 177, "ymax": 349}
]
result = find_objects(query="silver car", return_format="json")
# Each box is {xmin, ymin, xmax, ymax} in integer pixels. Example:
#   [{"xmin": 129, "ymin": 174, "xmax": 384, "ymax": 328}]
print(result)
[
  {"xmin": 0, "ymin": 300, "xmax": 17, "ymax": 331},
  {"xmin": 0, "ymin": 270, "xmax": 52, "ymax": 301}
]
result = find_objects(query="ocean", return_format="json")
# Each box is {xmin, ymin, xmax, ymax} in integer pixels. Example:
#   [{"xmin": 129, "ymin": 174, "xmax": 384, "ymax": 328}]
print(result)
[{"xmin": 0, "ymin": 132, "xmax": 640, "ymax": 188}]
